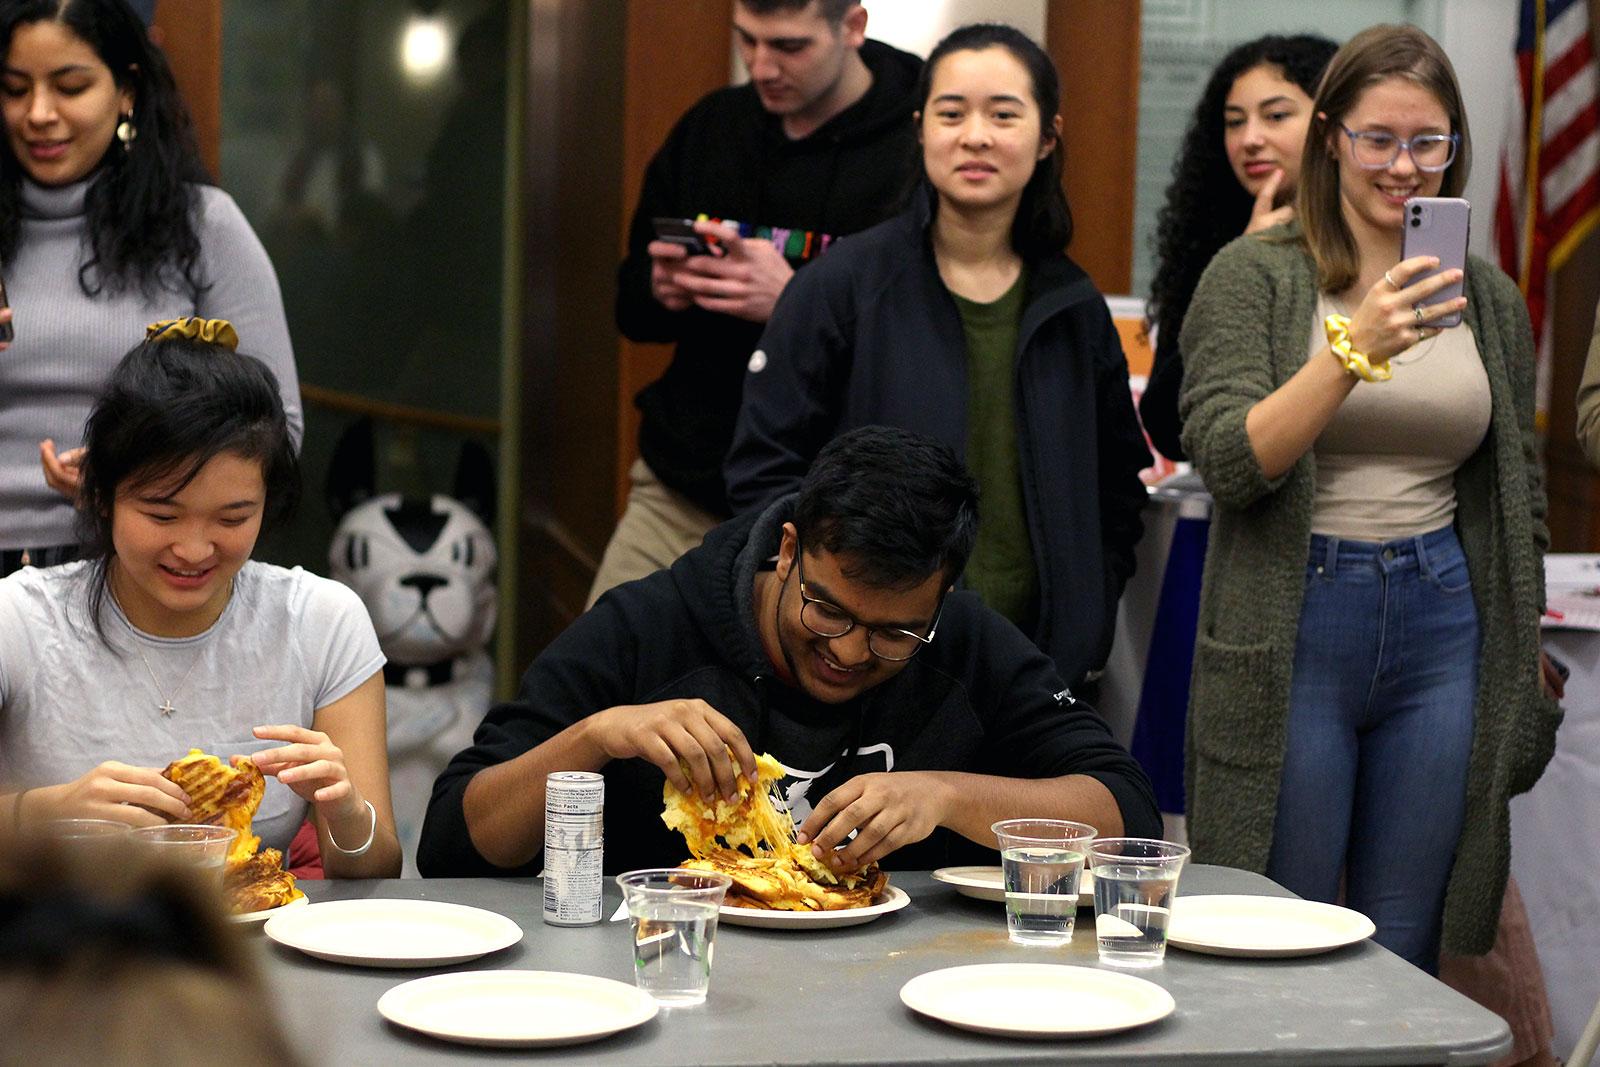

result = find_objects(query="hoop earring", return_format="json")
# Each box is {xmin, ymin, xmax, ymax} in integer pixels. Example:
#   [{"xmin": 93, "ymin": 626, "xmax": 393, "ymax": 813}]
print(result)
[{"xmin": 116, "ymin": 109, "xmax": 137, "ymax": 148}]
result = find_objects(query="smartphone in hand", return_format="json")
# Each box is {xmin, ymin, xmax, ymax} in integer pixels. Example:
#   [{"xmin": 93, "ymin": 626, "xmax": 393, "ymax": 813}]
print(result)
[
  {"xmin": 652, "ymin": 217, "xmax": 718, "ymax": 257},
  {"xmin": 1400, "ymin": 197, "xmax": 1469, "ymax": 328}
]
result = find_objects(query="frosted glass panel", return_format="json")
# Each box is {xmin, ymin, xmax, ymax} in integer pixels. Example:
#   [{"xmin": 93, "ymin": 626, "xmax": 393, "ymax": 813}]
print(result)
[{"xmin": 220, "ymin": 0, "xmax": 510, "ymax": 570}]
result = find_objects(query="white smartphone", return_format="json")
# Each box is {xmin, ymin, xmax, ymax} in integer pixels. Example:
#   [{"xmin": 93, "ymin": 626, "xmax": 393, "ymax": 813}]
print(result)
[{"xmin": 1400, "ymin": 196, "xmax": 1470, "ymax": 328}]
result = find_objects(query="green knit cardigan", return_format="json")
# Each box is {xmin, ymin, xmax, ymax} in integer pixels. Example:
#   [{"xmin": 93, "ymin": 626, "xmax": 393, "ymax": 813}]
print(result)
[{"xmin": 1176, "ymin": 226, "xmax": 1563, "ymax": 955}]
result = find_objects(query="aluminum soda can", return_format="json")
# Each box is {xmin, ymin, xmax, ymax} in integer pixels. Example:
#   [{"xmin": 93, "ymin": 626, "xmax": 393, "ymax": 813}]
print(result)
[{"xmin": 543, "ymin": 771, "xmax": 604, "ymax": 926}]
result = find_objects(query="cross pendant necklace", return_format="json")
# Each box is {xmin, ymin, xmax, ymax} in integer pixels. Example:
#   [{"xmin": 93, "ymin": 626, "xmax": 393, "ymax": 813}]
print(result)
[{"xmin": 111, "ymin": 574, "xmax": 232, "ymax": 718}]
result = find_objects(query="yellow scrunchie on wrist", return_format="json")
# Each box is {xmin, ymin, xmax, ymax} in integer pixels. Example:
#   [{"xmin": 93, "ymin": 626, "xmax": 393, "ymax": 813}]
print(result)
[
  {"xmin": 146, "ymin": 317, "xmax": 239, "ymax": 351},
  {"xmin": 1324, "ymin": 314, "xmax": 1390, "ymax": 383}
]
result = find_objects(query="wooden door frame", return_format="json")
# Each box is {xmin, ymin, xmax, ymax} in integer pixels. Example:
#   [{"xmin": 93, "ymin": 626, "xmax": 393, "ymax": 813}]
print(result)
[
  {"xmin": 614, "ymin": 1, "xmax": 733, "ymax": 516},
  {"xmin": 151, "ymin": 0, "xmax": 221, "ymax": 177},
  {"xmin": 1046, "ymin": 0, "xmax": 1141, "ymax": 296}
]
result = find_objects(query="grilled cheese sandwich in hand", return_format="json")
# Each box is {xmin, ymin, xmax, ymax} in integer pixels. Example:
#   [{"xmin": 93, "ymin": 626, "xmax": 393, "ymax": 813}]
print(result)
[
  {"xmin": 161, "ymin": 749, "xmax": 304, "ymax": 912},
  {"xmin": 661, "ymin": 751, "xmax": 886, "ymax": 911}
]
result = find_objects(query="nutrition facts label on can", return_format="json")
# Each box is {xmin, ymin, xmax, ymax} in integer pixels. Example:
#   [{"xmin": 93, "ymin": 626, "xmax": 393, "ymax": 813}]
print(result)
[{"xmin": 544, "ymin": 771, "xmax": 604, "ymax": 925}]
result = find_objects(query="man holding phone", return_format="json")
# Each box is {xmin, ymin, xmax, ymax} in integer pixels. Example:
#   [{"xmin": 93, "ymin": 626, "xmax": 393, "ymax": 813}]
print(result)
[{"xmin": 593, "ymin": 0, "xmax": 921, "ymax": 607}]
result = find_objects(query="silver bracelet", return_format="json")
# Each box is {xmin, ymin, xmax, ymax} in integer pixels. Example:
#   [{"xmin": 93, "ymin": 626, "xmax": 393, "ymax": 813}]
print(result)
[{"xmin": 329, "ymin": 799, "xmax": 377, "ymax": 857}]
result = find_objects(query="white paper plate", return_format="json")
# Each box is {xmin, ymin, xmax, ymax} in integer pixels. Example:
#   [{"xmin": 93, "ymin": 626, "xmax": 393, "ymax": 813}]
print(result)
[
  {"xmin": 900, "ymin": 963, "xmax": 1174, "ymax": 1038},
  {"xmin": 1167, "ymin": 895, "xmax": 1376, "ymax": 957},
  {"xmin": 230, "ymin": 893, "xmax": 309, "ymax": 925},
  {"xmin": 932, "ymin": 865, "xmax": 1095, "ymax": 906},
  {"xmin": 718, "ymin": 884, "xmax": 910, "ymax": 929},
  {"xmin": 264, "ymin": 898, "xmax": 523, "ymax": 967},
  {"xmin": 377, "ymin": 970, "xmax": 658, "ymax": 1047}
]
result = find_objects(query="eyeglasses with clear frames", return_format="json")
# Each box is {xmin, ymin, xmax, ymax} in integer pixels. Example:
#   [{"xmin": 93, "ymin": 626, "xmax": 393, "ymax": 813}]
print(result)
[
  {"xmin": 1337, "ymin": 124, "xmax": 1459, "ymax": 172},
  {"xmin": 793, "ymin": 547, "xmax": 942, "ymax": 662}
]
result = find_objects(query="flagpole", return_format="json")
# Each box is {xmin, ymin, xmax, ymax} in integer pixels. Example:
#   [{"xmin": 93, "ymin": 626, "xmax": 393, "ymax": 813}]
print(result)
[{"xmin": 1519, "ymin": 0, "xmax": 1546, "ymax": 296}]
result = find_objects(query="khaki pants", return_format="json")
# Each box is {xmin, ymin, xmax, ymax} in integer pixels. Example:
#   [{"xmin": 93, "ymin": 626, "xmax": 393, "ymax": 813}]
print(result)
[{"xmin": 586, "ymin": 459, "xmax": 721, "ymax": 609}]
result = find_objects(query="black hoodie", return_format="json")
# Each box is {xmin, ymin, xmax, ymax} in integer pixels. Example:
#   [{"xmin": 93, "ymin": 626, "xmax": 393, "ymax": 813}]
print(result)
[
  {"xmin": 615, "ymin": 40, "xmax": 923, "ymax": 516},
  {"xmin": 417, "ymin": 497, "xmax": 1162, "ymax": 878}
]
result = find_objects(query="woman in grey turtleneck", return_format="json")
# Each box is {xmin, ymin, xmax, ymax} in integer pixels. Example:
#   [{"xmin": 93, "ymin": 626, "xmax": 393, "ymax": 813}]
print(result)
[{"xmin": 0, "ymin": 0, "xmax": 300, "ymax": 579}]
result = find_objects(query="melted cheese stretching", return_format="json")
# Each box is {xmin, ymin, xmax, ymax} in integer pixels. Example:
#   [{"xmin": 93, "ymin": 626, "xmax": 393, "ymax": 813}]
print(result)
[{"xmin": 661, "ymin": 752, "xmax": 849, "ymax": 887}]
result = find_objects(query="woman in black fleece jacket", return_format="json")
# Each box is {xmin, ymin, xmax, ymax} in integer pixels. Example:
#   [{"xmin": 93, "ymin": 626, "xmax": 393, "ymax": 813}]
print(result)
[{"xmin": 725, "ymin": 24, "xmax": 1150, "ymax": 691}]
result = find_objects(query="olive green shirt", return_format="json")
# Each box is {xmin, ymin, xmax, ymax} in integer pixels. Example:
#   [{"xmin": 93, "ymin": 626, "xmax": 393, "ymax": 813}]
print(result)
[{"xmin": 953, "ymin": 271, "xmax": 1037, "ymax": 629}]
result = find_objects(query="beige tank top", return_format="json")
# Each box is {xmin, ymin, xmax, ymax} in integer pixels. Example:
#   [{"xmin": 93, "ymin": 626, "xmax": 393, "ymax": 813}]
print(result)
[{"xmin": 1308, "ymin": 294, "xmax": 1492, "ymax": 540}]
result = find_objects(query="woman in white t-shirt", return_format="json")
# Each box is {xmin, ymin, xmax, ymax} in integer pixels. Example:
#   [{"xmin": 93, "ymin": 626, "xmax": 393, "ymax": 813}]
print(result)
[{"xmin": 0, "ymin": 318, "xmax": 399, "ymax": 878}]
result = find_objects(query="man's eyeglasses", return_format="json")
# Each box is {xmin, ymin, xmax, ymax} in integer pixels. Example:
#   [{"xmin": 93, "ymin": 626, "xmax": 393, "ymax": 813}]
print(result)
[
  {"xmin": 793, "ymin": 547, "xmax": 942, "ymax": 662},
  {"xmin": 1337, "ymin": 124, "xmax": 1459, "ymax": 173}
]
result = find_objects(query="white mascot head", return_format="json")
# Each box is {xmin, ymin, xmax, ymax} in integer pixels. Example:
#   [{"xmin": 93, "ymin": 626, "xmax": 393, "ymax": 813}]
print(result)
[
  {"xmin": 331, "ymin": 493, "xmax": 497, "ymax": 665},
  {"xmin": 326, "ymin": 418, "xmax": 496, "ymax": 875}
]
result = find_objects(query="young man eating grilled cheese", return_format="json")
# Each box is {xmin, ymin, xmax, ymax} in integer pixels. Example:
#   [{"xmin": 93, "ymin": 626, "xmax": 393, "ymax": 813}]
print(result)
[{"xmin": 418, "ymin": 427, "xmax": 1160, "ymax": 877}]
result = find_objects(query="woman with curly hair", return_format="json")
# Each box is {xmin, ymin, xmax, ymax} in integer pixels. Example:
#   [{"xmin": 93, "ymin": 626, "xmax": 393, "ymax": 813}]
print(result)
[
  {"xmin": 1140, "ymin": 34, "xmax": 1337, "ymax": 461},
  {"xmin": 0, "ymin": 0, "xmax": 300, "ymax": 579}
]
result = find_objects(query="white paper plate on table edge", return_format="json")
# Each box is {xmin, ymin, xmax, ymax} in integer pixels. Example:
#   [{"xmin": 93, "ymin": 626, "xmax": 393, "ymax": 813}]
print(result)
[
  {"xmin": 264, "ymin": 898, "xmax": 523, "ymax": 966},
  {"xmin": 230, "ymin": 893, "xmax": 309, "ymax": 925},
  {"xmin": 900, "ymin": 963, "xmax": 1174, "ymax": 1038},
  {"xmin": 718, "ymin": 884, "xmax": 910, "ymax": 929},
  {"xmin": 376, "ymin": 970, "xmax": 657, "ymax": 1048},
  {"xmin": 1166, "ymin": 894, "xmax": 1376, "ymax": 957},
  {"xmin": 932, "ymin": 865, "xmax": 1095, "ymax": 906}
]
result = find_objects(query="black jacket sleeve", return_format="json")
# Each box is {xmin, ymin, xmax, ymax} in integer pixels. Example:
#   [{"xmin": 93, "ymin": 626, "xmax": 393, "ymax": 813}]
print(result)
[
  {"xmin": 1139, "ymin": 324, "xmax": 1187, "ymax": 462},
  {"xmin": 723, "ymin": 256, "xmax": 852, "ymax": 514},
  {"xmin": 615, "ymin": 113, "xmax": 694, "ymax": 344},
  {"xmin": 1092, "ymin": 307, "xmax": 1152, "ymax": 607},
  {"xmin": 417, "ymin": 595, "xmax": 643, "ymax": 877},
  {"xmin": 975, "ymin": 612, "xmax": 1162, "ymax": 840}
]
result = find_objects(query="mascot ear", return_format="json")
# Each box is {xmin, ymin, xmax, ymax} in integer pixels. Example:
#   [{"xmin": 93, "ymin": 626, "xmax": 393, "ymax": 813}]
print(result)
[
  {"xmin": 327, "ymin": 416, "xmax": 378, "ymax": 523},
  {"xmin": 453, "ymin": 439, "xmax": 496, "ymax": 528}
]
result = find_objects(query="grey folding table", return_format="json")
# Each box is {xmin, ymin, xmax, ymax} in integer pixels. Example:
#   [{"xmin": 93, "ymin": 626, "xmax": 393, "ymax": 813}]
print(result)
[{"xmin": 259, "ymin": 865, "xmax": 1510, "ymax": 1065}]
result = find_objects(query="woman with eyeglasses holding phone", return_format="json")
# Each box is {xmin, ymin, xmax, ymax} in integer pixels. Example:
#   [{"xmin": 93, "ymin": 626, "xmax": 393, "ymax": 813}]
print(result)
[{"xmin": 1177, "ymin": 24, "xmax": 1560, "ymax": 970}]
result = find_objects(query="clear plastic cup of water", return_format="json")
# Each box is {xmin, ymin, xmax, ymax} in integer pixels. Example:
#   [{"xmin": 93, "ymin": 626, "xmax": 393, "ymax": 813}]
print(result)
[
  {"xmin": 36, "ymin": 818, "xmax": 131, "ymax": 861},
  {"xmin": 42, "ymin": 818, "xmax": 131, "ymax": 840},
  {"xmin": 616, "ymin": 868, "xmax": 731, "ymax": 1006},
  {"xmin": 129, "ymin": 824, "xmax": 235, "ymax": 886},
  {"xmin": 991, "ymin": 818, "xmax": 1098, "ymax": 946},
  {"xmin": 1088, "ymin": 838, "xmax": 1190, "ymax": 967}
]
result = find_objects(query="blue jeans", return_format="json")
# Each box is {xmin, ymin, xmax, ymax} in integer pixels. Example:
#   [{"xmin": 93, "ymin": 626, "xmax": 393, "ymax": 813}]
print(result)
[{"xmin": 1266, "ymin": 526, "xmax": 1478, "ymax": 972}]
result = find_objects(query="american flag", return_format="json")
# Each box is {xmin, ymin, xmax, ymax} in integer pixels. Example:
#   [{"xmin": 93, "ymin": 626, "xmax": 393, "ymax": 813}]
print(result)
[{"xmin": 1495, "ymin": 0, "xmax": 1600, "ymax": 416}]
